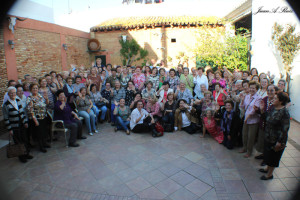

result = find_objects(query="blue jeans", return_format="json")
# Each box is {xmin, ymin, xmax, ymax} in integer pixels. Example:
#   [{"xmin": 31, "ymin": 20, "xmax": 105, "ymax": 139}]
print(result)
[
  {"xmin": 162, "ymin": 112, "xmax": 174, "ymax": 126},
  {"xmin": 93, "ymin": 103, "xmax": 108, "ymax": 120},
  {"xmin": 111, "ymin": 104, "xmax": 116, "ymax": 123},
  {"xmin": 78, "ymin": 110, "xmax": 96, "ymax": 133},
  {"xmin": 116, "ymin": 116, "xmax": 129, "ymax": 131}
]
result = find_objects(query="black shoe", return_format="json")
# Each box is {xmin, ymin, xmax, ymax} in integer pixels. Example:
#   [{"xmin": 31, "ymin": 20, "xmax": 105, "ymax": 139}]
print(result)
[
  {"xmin": 260, "ymin": 175, "xmax": 273, "ymax": 180},
  {"xmin": 69, "ymin": 143, "xmax": 80, "ymax": 147},
  {"xmin": 26, "ymin": 154, "xmax": 34, "ymax": 159},
  {"xmin": 77, "ymin": 136, "xmax": 87, "ymax": 139},
  {"xmin": 258, "ymin": 169, "xmax": 268, "ymax": 173},
  {"xmin": 152, "ymin": 129, "xmax": 159, "ymax": 137},
  {"xmin": 260, "ymin": 161, "xmax": 266, "ymax": 166},
  {"xmin": 19, "ymin": 156, "xmax": 27, "ymax": 163},
  {"xmin": 255, "ymin": 154, "xmax": 264, "ymax": 160},
  {"xmin": 44, "ymin": 144, "xmax": 51, "ymax": 148},
  {"xmin": 40, "ymin": 148, "xmax": 47, "ymax": 153}
]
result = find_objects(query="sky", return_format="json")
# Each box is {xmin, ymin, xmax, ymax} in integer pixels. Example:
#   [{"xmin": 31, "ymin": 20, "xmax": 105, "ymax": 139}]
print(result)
[{"xmin": 26, "ymin": 0, "xmax": 247, "ymax": 32}]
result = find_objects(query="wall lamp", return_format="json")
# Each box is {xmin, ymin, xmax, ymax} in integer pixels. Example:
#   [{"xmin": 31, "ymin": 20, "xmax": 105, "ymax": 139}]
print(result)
[
  {"xmin": 62, "ymin": 44, "xmax": 68, "ymax": 50},
  {"xmin": 8, "ymin": 40, "xmax": 15, "ymax": 49}
]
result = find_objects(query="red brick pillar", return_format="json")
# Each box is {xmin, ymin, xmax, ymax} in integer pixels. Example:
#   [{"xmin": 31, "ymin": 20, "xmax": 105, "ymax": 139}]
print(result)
[{"xmin": 3, "ymin": 19, "xmax": 18, "ymax": 81}]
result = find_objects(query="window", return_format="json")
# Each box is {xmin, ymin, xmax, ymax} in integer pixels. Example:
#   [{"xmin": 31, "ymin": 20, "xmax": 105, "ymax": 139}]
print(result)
[{"xmin": 171, "ymin": 38, "xmax": 176, "ymax": 43}]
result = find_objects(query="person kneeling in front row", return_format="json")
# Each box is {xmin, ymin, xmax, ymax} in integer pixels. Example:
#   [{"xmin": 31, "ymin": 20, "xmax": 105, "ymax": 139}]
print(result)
[
  {"xmin": 174, "ymin": 99, "xmax": 198, "ymax": 134},
  {"xmin": 54, "ymin": 90, "xmax": 86, "ymax": 147},
  {"xmin": 130, "ymin": 100, "xmax": 160, "ymax": 137}
]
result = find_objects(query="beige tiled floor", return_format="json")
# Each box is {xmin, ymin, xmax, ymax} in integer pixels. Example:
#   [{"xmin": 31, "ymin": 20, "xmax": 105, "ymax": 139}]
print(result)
[{"xmin": 0, "ymin": 121, "xmax": 299, "ymax": 200}]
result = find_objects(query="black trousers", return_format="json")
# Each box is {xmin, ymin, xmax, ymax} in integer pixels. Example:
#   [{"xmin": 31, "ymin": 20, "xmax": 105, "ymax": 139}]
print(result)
[
  {"xmin": 182, "ymin": 123, "xmax": 198, "ymax": 134},
  {"xmin": 29, "ymin": 118, "xmax": 48, "ymax": 149},
  {"xmin": 12, "ymin": 126, "xmax": 30, "ymax": 156},
  {"xmin": 132, "ymin": 123, "xmax": 155, "ymax": 133},
  {"xmin": 65, "ymin": 120, "xmax": 83, "ymax": 144},
  {"xmin": 223, "ymin": 131, "xmax": 233, "ymax": 149}
]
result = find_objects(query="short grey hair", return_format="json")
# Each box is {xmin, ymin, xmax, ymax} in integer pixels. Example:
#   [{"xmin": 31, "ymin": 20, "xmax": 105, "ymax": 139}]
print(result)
[{"xmin": 7, "ymin": 86, "xmax": 16, "ymax": 93}]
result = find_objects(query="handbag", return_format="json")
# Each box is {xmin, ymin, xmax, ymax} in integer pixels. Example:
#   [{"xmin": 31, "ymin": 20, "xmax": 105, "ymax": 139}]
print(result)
[
  {"xmin": 155, "ymin": 121, "xmax": 164, "ymax": 137},
  {"xmin": 6, "ymin": 134, "xmax": 26, "ymax": 158}
]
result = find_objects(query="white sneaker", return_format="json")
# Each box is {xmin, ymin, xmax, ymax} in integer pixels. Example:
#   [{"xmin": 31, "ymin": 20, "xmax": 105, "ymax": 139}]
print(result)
[
  {"xmin": 89, "ymin": 132, "xmax": 94, "ymax": 136},
  {"xmin": 94, "ymin": 130, "xmax": 99, "ymax": 134}
]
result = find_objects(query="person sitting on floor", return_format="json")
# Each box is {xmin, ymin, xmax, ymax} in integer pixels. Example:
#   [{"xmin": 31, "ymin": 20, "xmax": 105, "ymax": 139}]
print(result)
[
  {"xmin": 113, "ymin": 98, "xmax": 131, "ymax": 135},
  {"xmin": 174, "ymin": 99, "xmax": 198, "ymax": 134}
]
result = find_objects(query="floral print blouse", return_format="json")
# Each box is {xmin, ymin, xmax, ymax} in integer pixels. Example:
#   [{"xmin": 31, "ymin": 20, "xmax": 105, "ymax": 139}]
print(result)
[
  {"xmin": 264, "ymin": 107, "xmax": 290, "ymax": 144},
  {"xmin": 125, "ymin": 88, "xmax": 135, "ymax": 106},
  {"xmin": 146, "ymin": 102, "xmax": 162, "ymax": 117},
  {"xmin": 167, "ymin": 76, "xmax": 180, "ymax": 92},
  {"xmin": 132, "ymin": 73, "xmax": 146, "ymax": 89},
  {"xmin": 148, "ymin": 75, "xmax": 159, "ymax": 90},
  {"xmin": 26, "ymin": 94, "xmax": 48, "ymax": 120}
]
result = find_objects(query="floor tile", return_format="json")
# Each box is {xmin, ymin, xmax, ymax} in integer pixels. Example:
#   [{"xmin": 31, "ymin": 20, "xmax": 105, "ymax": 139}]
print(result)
[
  {"xmin": 270, "ymin": 191, "xmax": 293, "ymax": 200},
  {"xmin": 116, "ymin": 168, "xmax": 140, "ymax": 182},
  {"xmin": 170, "ymin": 171, "xmax": 196, "ymax": 186},
  {"xmin": 185, "ymin": 179, "xmax": 212, "ymax": 197},
  {"xmin": 250, "ymin": 193, "xmax": 273, "ymax": 200},
  {"xmin": 137, "ymin": 186, "xmax": 167, "ymax": 199},
  {"xmin": 280, "ymin": 177, "xmax": 300, "ymax": 191},
  {"xmin": 126, "ymin": 177, "xmax": 152, "ymax": 193},
  {"xmin": 169, "ymin": 187, "xmax": 199, "ymax": 200},
  {"xmin": 158, "ymin": 163, "xmax": 181, "ymax": 177},
  {"xmin": 142, "ymin": 169, "xmax": 168, "ymax": 185},
  {"xmin": 223, "ymin": 180, "xmax": 248, "ymax": 194},
  {"xmin": 155, "ymin": 178, "xmax": 182, "ymax": 195},
  {"xmin": 184, "ymin": 152, "xmax": 204, "ymax": 163}
]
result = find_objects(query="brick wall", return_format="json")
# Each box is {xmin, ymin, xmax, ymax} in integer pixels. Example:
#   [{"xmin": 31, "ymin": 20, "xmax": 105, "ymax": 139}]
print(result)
[
  {"xmin": 65, "ymin": 35, "xmax": 90, "ymax": 68},
  {"xmin": 0, "ymin": 27, "xmax": 8, "ymax": 111},
  {"xmin": 93, "ymin": 26, "xmax": 223, "ymax": 67},
  {"xmin": 14, "ymin": 28, "xmax": 62, "ymax": 78}
]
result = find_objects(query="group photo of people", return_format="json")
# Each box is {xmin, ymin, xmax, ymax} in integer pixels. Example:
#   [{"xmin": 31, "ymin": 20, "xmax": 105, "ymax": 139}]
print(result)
[{"xmin": 3, "ymin": 57, "xmax": 291, "ymax": 181}]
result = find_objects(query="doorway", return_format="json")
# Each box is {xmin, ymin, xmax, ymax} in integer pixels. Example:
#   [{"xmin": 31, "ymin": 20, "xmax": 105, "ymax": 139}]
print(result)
[{"xmin": 95, "ymin": 55, "xmax": 106, "ymax": 66}]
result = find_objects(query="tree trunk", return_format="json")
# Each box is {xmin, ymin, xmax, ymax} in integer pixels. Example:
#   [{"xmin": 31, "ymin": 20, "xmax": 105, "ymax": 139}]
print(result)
[{"xmin": 286, "ymin": 71, "xmax": 291, "ymax": 95}]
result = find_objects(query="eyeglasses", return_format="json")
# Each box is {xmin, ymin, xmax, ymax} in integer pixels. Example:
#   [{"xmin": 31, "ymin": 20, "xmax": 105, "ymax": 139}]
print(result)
[{"xmin": 267, "ymin": 89, "xmax": 275, "ymax": 92}]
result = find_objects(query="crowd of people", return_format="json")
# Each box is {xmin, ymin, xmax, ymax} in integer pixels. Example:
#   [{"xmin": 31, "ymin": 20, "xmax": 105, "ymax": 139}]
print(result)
[{"xmin": 2, "ymin": 57, "xmax": 291, "ymax": 181}]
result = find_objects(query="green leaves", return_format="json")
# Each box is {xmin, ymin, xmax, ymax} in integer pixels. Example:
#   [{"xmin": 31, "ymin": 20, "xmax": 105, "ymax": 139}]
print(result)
[
  {"xmin": 119, "ymin": 38, "xmax": 148, "ymax": 65},
  {"xmin": 193, "ymin": 26, "xmax": 249, "ymax": 71}
]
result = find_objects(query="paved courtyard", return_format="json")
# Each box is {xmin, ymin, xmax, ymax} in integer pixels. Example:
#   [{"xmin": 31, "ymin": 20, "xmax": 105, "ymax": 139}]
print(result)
[{"xmin": 0, "ymin": 122, "xmax": 299, "ymax": 200}]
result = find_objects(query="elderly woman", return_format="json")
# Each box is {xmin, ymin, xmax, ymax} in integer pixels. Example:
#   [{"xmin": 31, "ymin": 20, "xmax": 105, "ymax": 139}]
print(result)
[
  {"xmin": 212, "ymin": 71, "xmax": 226, "ymax": 89},
  {"xmin": 213, "ymin": 82, "xmax": 228, "ymax": 107},
  {"xmin": 156, "ymin": 82, "xmax": 174, "ymax": 107},
  {"xmin": 88, "ymin": 84, "xmax": 108, "ymax": 123},
  {"xmin": 158, "ymin": 68, "xmax": 167, "ymax": 89},
  {"xmin": 254, "ymin": 84, "xmax": 279, "ymax": 164},
  {"xmin": 56, "ymin": 74, "xmax": 65, "ymax": 89},
  {"xmin": 167, "ymin": 69, "xmax": 180, "ymax": 92},
  {"xmin": 120, "ymin": 66, "xmax": 131, "ymax": 88},
  {"xmin": 257, "ymin": 78, "xmax": 269, "ymax": 98},
  {"xmin": 175, "ymin": 82, "xmax": 194, "ymax": 105},
  {"xmin": 201, "ymin": 91, "xmax": 214, "ymax": 115},
  {"xmin": 239, "ymin": 81, "xmax": 262, "ymax": 158},
  {"xmin": 26, "ymin": 83, "xmax": 50, "ymax": 153},
  {"xmin": 180, "ymin": 67, "xmax": 194, "ymax": 93},
  {"xmin": 202, "ymin": 108, "xmax": 224, "ymax": 143},
  {"xmin": 148, "ymin": 67, "xmax": 159, "ymax": 90},
  {"xmin": 3, "ymin": 87, "xmax": 32, "ymax": 162},
  {"xmin": 110, "ymin": 80, "xmax": 126, "ymax": 125},
  {"xmin": 87, "ymin": 67, "xmax": 102, "ymax": 91},
  {"xmin": 114, "ymin": 98, "xmax": 131, "ymax": 135},
  {"xmin": 76, "ymin": 87, "xmax": 98, "ymax": 136},
  {"xmin": 132, "ymin": 66, "xmax": 146, "ymax": 91},
  {"xmin": 221, "ymin": 100, "xmax": 241, "ymax": 149},
  {"xmin": 125, "ymin": 81, "xmax": 136, "ymax": 106},
  {"xmin": 72, "ymin": 75, "xmax": 85, "ymax": 95},
  {"xmin": 174, "ymin": 99, "xmax": 198, "ymax": 134},
  {"xmin": 144, "ymin": 66, "xmax": 152, "ymax": 79},
  {"xmin": 145, "ymin": 94, "xmax": 162, "ymax": 121},
  {"xmin": 39, "ymin": 77, "xmax": 55, "ymax": 115},
  {"xmin": 161, "ymin": 92, "xmax": 176, "ymax": 131},
  {"xmin": 130, "ymin": 100, "xmax": 159, "ymax": 137},
  {"xmin": 259, "ymin": 92, "xmax": 290, "ymax": 180},
  {"xmin": 130, "ymin": 92, "xmax": 145, "ymax": 110},
  {"xmin": 142, "ymin": 81, "xmax": 156, "ymax": 103},
  {"xmin": 54, "ymin": 90, "xmax": 86, "ymax": 147},
  {"xmin": 63, "ymin": 77, "xmax": 76, "ymax": 105}
]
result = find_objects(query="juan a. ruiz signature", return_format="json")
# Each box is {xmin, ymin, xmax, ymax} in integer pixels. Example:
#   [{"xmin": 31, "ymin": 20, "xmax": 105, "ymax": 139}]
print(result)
[{"xmin": 254, "ymin": 6, "xmax": 293, "ymax": 15}]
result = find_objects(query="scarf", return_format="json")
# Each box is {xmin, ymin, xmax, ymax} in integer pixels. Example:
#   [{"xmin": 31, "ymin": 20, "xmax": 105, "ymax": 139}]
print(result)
[
  {"xmin": 221, "ymin": 110, "xmax": 234, "ymax": 133},
  {"xmin": 66, "ymin": 84, "xmax": 73, "ymax": 94}
]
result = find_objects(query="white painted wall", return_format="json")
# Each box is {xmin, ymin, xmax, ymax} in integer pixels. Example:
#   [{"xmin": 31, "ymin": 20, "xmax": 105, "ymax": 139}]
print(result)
[
  {"xmin": 251, "ymin": 0, "xmax": 300, "ymax": 121},
  {"xmin": 8, "ymin": 0, "xmax": 54, "ymax": 23}
]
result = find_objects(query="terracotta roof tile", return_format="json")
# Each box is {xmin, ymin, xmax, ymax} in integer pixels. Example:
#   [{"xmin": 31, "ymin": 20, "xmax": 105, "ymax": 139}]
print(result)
[{"xmin": 90, "ymin": 16, "xmax": 223, "ymax": 32}]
